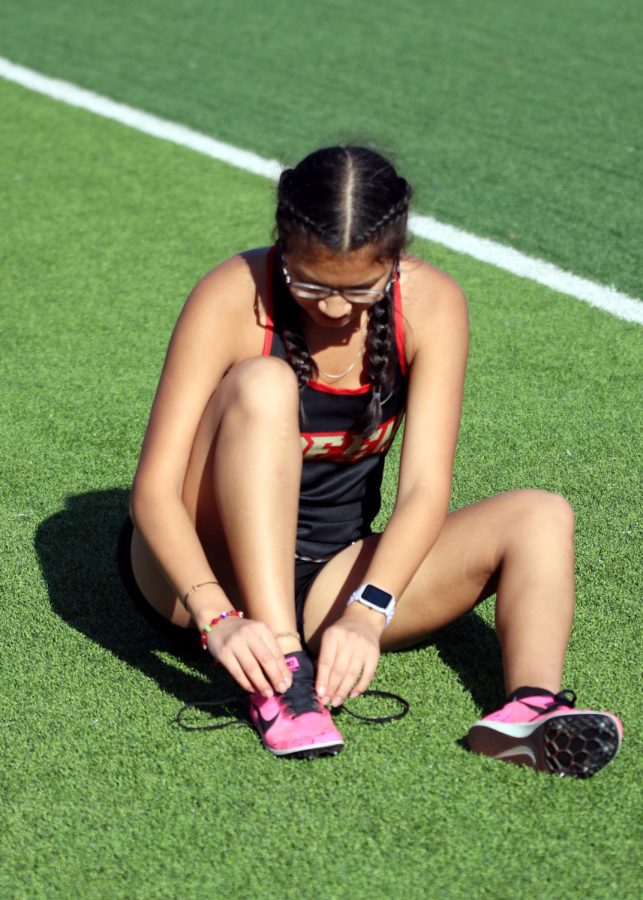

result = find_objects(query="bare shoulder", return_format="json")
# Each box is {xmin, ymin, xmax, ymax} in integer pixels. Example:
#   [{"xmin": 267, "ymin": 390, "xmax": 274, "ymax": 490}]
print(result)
[
  {"xmin": 184, "ymin": 247, "xmax": 268, "ymax": 319},
  {"xmin": 132, "ymin": 247, "xmax": 272, "ymax": 484},
  {"xmin": 398, "ymin": 254, "xmax": 469, "ymax": 362},
  {"xmin": 175, "ymin": 247, "xmax": 271, "ymax": 361}
]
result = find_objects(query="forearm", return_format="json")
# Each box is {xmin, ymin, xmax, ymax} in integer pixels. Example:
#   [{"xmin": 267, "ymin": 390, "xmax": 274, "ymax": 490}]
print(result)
[
  {"xmin": 129, "ymin": 486, "xmax": 233, "ymax": 628},
  {"xmin": 316, "ymin": 488, "xmax": 448, "ymax": 702},
  {"xmin": 338, "ymin": 487, "xmax": 448, "ymax": 641},
  {"xmin": 364, "ymin": 486, "xmax": 449, "ymax": 599}
]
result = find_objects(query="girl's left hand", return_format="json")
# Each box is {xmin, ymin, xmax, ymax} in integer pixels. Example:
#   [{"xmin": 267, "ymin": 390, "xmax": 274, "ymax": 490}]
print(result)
[{"xmin": 315, "ymin": 610, "xmax": 383, "ymax": 707}]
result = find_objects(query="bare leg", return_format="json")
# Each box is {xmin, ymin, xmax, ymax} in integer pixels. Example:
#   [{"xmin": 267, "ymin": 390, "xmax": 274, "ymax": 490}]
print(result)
[
  {"xmin": 208, "ymin": 358, "xmax": 303, "ymax": 652},
  {"xmin": 302, "ymin": 490, "xmax": 576, "ymax": 695},
  {"xmin": 130, "ymin": 357, "xmax": 304, "ymax": 653},
  {"xmin": 493, "ymin": 493, "xmax": 575, "ymax": 693}
]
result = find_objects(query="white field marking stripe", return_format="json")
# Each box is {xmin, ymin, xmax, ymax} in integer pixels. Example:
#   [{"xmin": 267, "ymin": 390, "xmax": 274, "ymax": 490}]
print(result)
[
  {"xmin": 409, "ymin": 215, "xmax": 642, "ymax": 324},
  {"xmin": 2, "ymin": 56, "xmax": 642, "ymax": 325},
  {"xmin": 0, "ymin": 57, "xmax": 282, "ymax": 181}
]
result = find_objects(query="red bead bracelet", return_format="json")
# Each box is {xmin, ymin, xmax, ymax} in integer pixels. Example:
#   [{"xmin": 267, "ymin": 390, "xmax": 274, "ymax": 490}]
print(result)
[{"xmin": 200, "ymin": 610, "xmax": 244, "ymax": 649}]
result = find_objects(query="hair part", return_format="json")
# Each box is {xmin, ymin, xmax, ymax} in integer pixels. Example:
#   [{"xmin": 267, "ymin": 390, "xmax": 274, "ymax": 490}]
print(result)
[{"xmin": 276, "ymin": 145, "xmax": 412, "ymax": 260}]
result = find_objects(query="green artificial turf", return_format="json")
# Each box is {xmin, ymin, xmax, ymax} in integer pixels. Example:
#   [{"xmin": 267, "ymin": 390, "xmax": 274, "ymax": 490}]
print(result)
[
  {"xmin": 1, "ymin": 78, "xmax": 641, "ymax": 899},
  {"xmin": 0, "ymin": 0, "xmax": 642, "ymax": 298}
]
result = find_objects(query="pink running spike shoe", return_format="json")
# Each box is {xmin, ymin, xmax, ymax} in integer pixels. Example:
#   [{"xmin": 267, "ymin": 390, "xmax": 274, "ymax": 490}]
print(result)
[
  {"xmin": 249, "ymin": 652, "xmax": 344, "ymax": 758},
  {"xmin": 467, "ymin": 688, "xmax": 623, "ymax": 778}
]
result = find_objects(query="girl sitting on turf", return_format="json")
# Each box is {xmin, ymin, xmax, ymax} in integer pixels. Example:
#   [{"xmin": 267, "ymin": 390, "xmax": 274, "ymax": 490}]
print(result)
[{"xmin": 117, "ymin": 145, "xmax": 622, "ymax": 775}]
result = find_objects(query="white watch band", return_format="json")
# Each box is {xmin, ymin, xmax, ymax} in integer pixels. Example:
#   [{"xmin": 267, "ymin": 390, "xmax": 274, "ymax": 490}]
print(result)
[{"xmin": 347, "ymin": 583, "xmax": 396, "ymax": 627}]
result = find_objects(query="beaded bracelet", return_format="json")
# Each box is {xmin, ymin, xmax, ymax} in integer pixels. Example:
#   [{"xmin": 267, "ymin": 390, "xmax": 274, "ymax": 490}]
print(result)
[{"xmin": 200, "ymin": 610, "xmax": 244, "ymax": 650}]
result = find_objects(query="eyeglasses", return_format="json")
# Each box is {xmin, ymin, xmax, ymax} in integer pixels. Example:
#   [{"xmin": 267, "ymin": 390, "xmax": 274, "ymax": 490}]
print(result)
[{"xmin": 281, "ymin": 255, "xmax": 396, "ymax": 305}]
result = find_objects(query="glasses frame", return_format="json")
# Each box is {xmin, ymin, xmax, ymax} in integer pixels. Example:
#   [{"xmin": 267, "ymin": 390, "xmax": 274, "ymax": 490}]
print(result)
[{"xmin": 280, "ymin": 254, "xmax": 397, "ymax": 305}]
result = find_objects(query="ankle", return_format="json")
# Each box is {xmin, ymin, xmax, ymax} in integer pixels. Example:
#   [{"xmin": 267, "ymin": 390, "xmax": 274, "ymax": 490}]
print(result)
[{"xmin": 275, "ymin": 631, "xmax": 303, "ymax": 655}]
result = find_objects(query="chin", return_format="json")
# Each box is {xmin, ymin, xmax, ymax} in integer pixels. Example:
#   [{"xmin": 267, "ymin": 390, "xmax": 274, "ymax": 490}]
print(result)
[
  {"xmin": 313, "ymin": 312, "xmax": 359, "ymax": 329},
  {"xmin": 321, "ymin": 317, "xmax": 351, "ymax": 328}
]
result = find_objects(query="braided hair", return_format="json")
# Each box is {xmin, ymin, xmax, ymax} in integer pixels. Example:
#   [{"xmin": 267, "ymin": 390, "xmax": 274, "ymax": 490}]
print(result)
[{"xmin": 274, "ymin": 146, "xmax": 412, "ymax": 436}]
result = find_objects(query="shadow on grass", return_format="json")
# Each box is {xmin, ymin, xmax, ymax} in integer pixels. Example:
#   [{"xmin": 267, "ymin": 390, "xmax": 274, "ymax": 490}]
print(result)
[
  {"xmin": 429, "ymin": 612, "xmax": 506, "ymax": 714},
  {"xmin": 34, "ymin": 489, "xmax": 237, "ymax": 715},
  {"xmin": 35, "ymin": 488, "xmax": 506, "ymax": 719}
]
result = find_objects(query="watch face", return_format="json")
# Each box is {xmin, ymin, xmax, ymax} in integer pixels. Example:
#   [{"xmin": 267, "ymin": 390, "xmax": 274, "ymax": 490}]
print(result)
[{"xmin": 362, "ymin": 584, "xmax": 393, "ymax": 609}]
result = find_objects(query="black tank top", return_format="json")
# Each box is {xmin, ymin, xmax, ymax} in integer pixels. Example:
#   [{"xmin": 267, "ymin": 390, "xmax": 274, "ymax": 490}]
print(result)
[{"xmin": 263, "ymin": 247, "xmax": 408, "ymax": 559}]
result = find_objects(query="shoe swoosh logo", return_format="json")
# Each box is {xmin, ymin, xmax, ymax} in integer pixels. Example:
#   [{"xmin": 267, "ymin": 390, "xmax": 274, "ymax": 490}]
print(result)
[
  {"xmin": 253, "ymin": 705, "xmax": 280, "ymax": 735},
  {"xmin": 494, "ymin": 744, "xmax": 536, "ymax": 764}
]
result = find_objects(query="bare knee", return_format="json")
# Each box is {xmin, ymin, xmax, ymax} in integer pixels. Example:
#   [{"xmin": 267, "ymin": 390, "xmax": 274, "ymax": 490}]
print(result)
[
  {"xmin": 221, "ymin": 357, "xmax": 299, "ymax": 420},
  {"xmin": 511, "ymin": 489, "xmax": 575, "ymax": 539}
]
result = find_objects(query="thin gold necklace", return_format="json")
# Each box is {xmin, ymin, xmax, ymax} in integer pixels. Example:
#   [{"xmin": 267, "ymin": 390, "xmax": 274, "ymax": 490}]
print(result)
[{"xmin": 315, "ymin": 330, "xmax": 367, "ymax": 382}]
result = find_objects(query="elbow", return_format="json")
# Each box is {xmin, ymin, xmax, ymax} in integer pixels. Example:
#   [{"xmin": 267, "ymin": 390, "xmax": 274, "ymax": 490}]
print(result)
[
  {"xmin": 129, "ymin": 477, "xmax": 147, "ymax": 529},
  {"xmin": 129, "ymin": 469, "xmax": 181, "ymax": 529},
  {"xmin": 397, "ymin": 482, "xmax": 451, "ymax": 535},
  {"xmin": 398, "ymin": 479, "xmax": 451, "ymax": 513}
]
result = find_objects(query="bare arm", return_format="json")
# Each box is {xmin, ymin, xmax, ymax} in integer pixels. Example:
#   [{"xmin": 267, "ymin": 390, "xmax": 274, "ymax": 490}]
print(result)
[
  {"xmin": 357, "ymin": 264, "xmax": 469, "ymax": 602},
  {"xmin": 129, "ymin": 253, "xmax": 294, "ymax": 696},
  {"xmin": 130, "ymin": 255, "xmax": 256, "ymax": 623},
  {"xmin": 316, "ymin": 261, "xmax": 469, "ymax": 701}
]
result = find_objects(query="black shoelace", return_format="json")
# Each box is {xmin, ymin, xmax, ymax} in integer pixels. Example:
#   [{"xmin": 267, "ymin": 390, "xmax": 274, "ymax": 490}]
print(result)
[
  {"xmin": 516, "ymin": 689, "xmax": 577, "ymax": 716},
  {"xmin": 280, "ymin": 666, "xmax": 325, "ymax": 717},
  {"xmin": 175, "ymin": 688, "xmax": 409, "ymax": 732}
]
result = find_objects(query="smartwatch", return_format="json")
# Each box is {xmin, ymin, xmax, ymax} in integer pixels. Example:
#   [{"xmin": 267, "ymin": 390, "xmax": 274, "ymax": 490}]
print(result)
[{"xmin": 347, "ymin": 583, "xmax": 396, "ymax": 627}]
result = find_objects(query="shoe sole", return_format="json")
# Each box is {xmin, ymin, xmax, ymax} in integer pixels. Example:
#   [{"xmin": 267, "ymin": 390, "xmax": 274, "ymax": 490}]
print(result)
[
  {"xmin": 264, "ymin": 738, "xmax": 345, "ymax": 759},
  {"xmin": 467, "ymin": 712, "xmax": 621, "ymax": 778}
]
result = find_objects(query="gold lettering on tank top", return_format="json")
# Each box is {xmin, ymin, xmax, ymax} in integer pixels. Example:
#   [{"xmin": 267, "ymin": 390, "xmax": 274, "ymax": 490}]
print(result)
[{"xmin": 301, "ymin": 412, "xmax": 402, "ymax": 462}]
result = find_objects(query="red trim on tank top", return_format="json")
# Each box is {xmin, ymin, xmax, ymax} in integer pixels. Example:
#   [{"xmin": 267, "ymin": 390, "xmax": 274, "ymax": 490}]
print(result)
[
  {"xmin": 392, "ymin": 270, "xmax": 407, "ymax": 377},
  {"xmin": 308, "ymin": 380, "xmax": 371, "ymax": 395},
  {"xmin": 262, "ymin": 246, "xmax": 276, "ymax": 356}
]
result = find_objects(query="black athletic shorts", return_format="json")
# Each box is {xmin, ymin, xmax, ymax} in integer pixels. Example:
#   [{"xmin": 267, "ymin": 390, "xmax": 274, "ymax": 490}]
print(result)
[{"xmin": 116, "ymin": 515, "xmax": 336, "ymax": 652}]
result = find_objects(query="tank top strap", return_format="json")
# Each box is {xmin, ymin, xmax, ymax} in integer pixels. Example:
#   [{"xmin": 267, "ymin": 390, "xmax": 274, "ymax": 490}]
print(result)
[
  {"xmin": 262, "ymin": 246, "xmax": 277, "ymax": 356},
  {"xmin": 391, "ymin": 265, "xmax": 407, "ymax": 377}
]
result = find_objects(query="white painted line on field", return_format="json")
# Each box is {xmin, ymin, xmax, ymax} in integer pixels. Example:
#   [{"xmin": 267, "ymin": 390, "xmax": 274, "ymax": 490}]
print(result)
[
  {"xmin": 408, "ymin": 215, "xmax": 643, "ymax": 324},
  {"xmin": 0, "ymin": 57, "xmax": 282, "ymax": 181},
  {"xmin": 2, "ymin": 56, "xmax": 641, "ymax": 324}
]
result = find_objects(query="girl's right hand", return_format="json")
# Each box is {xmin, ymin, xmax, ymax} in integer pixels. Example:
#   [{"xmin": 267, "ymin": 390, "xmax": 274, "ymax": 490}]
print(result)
[{"xmin": 205, "ymin": 616, "xmax": 293, "ymax": 698}]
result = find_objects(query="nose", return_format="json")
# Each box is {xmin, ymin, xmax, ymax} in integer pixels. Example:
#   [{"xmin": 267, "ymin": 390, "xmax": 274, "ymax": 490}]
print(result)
[{"xmin": 318, "ymin": 294, "xmax": 351, "ymax": 318}]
